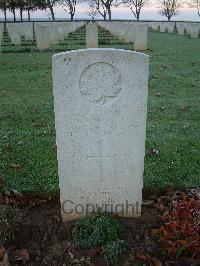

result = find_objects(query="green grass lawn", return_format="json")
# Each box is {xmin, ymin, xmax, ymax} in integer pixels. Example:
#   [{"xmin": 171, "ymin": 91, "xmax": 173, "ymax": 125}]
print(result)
[{"xmin": 0, "ymin": 27, "xmax": 199, "ymax": 196}]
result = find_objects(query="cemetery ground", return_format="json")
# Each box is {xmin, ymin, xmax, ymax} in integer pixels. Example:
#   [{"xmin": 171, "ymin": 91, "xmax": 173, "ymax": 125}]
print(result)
[{"xmin": 0, "ymin": 28, "xmax": 200, "ymax": 265}]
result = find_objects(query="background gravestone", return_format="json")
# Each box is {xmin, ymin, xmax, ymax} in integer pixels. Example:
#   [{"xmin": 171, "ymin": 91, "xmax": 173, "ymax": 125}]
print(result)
[
  {"xmin": 49, "ymin": 23, "xmax": 59, "ymax": 45},
  {"xmin": 53, "ymin": 48, "xmax": 149, "ymax": 222},
  {"xmin": 35, "ymin": 24, "xmax": 49, "ymax": 51},
  {"xmin": 24, "ymin": 22, "xmax": 33, "ymax": 42},
  {"xmin": 190, "ymin": 23, "xmax": 200, "ymax": 38},
  {"xmin": 134, "ymin": 24, "xmax": 148, "ymax": 51},
  {"xmin": 0, "ymin": 24, "xmax": 3, "ymax": 52},
  {"xmin": 7, "ymin": 24, "xmax": 21, "ymax": 46},
  {"xmin": 86, "ymin": 22, "xmax": 98, "ymax": 48}
]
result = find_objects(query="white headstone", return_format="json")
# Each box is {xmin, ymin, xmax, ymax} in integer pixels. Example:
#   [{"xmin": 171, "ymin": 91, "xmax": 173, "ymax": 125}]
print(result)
[
  {"xmin": 58, "ymin": 23, "xmax": 66, "ymax": 41},
  {"xmin": 68, "ymin": 22, "xmax": 76, "ymax": 33},
  {"xmin": 184, "ymin": 23, "xmax": 192, "ymax": 35},
  {"xmin": 134, "ymin": 24, "xmax": 148, "ymax": 51},
  {"xmin": 11, "ymin": 31, "xmax": 21, "ymax": 45},
  {"xmin": 49, "ymin": 23, "xmax": 59, "ymax": 45},
  {"xmin": 167, "ymin": 22, "xmax": 175, "ymax": 33},
  {"xmin": 18, "ymin": 23, "xmax": 25, "ymax": 36},
  {"xmin": 35, "ymin": 24, "xmax": 49, "ymax": 51},
  {"xmin": 53, "ymin": 49, "xmax": 149, "ymax": 222},
  {"xmin": 7, "ymin": 24, "xmax": 21, "ymax": 45},
  {"xmin": 86, "ymin": 22, "xmax": 98, "ymax": 48},
  {"xmin": 62, "ymin": 21, "xmax": 76, "ymax": 37},
  {"xmin": 117, "ymin": 22, "xmax": 128, "ymax": 40},
  {"xmin": 151, "ymin": 22, "xmax": 159, "ymax": 31},
  {"xmin": 124, "ymin": 22, "xmax": 136, "ymax": 43},
  {"xmin": 24, "ymin": 22, "xmax": 33, "ymax": 42},
  {"xmin": 0, "ymin": 23, "xmax": 4, "ymax": 40},
  {"xmin": 75, "ymin": 21, "xmax": 86, "ymax": 30},
  {"xmin": 190, "ymin": 23, "xmax": 200, "ymax": 38},
  {"xmin": 0, "ymin": 24, "xmax": 3, "ymax": 52},
  {"xmin": 176, "ymin": 23, "xmax": 185, "ymax": 35},
  {"xmin": 160, "ymin": 23, "xmax": 167, "ymax": 33}
]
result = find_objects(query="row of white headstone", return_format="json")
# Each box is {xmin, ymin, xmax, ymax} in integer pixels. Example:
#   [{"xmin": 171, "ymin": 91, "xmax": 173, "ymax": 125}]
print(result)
[
  {"xmin": 1, "ymin": 21, "xmax": 198, "ymax": 53},
  {"xmin": 98, "ymin": 21, "xmax": 148, "ymax": 51},
  {"xmin": 148, "ymin": 21, "xmax": 200, "ymax": 38},
  {"xmin": 34, "ymin": 21, "xmax": 85, "ymax": 51},
  {"xmin": 6, "ymin": 22, "xmax": 34, "ymax": 45},
  {"xmin": 1, "ymin": 21, "xmax": 148, "ymax": 52},
  {"xmin": 3, "ymin": 22, "xmax": 85, "ymax": 51}
]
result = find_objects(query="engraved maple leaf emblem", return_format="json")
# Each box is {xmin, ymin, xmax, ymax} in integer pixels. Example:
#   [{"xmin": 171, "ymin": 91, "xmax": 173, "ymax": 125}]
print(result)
[{"xmin": 79, "ymin": 63, "xmax": 122, "ymax": 105}]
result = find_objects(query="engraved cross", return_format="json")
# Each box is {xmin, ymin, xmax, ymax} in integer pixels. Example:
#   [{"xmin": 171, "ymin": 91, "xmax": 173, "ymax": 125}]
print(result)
[
  {"xmin": 66, "ymin": 129, "xmax": 75, "ymax": 136},
  {"xmin": 87, "ymin": 140, "xmax": 116, "ymax": 182}
]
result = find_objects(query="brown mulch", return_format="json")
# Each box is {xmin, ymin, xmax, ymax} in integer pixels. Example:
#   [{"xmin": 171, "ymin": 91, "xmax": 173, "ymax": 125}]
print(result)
[{"xmin": 0, "ymin": 188, "xmax": 200, "ymax": 266}]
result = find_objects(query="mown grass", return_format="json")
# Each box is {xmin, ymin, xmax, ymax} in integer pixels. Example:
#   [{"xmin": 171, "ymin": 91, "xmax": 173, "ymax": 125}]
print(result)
[{"xmin": 0, "ymin": 27, "xmax": 199, "ymax": 196}]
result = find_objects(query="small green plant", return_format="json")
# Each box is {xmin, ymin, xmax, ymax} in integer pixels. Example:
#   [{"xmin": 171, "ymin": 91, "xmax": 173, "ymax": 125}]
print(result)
[
  {"xmin": 72, "ymin": 212, "xmax": 125, "ymax": 249},
  {"xmin": 102, "ymin": 240, "xmax": 127, "ymax": 265}
]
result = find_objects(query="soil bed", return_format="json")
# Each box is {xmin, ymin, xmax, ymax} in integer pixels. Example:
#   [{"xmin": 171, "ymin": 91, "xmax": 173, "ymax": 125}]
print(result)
[{"xmin": 0, "ymin": 189, "xmax": 199, "ymax": 265}]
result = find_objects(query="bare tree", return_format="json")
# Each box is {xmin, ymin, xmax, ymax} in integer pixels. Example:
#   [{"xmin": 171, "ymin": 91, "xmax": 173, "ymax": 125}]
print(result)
[
  {"xmin": 123, "ymin": 0, "xmax": 150, "ymax": 21},
  {"xmin": 88, "ymin": 0, "xmax": 107, "ymax": 19},
  {"xmin": 42, "ymin": 0, "xmax": 60, "ymax": 21},
  {"xmin": 104, "ymin": 0, "xmax": 115, "ymax": 20},
  {"xmin": 97, "ymin": 0, "xmax": 107, "ymax": 19},
  {"xmin": 0, "ymin": 0, "xmax": 8, "ymax": 22},
  {"xmin": 16, "ymin": 0, "xmax": 26, "ymax": 21},
  {"xmin": 25, "ymin": 0, "xmax": 42, "ymax": 21},
  {"xmin": 87, "ymin": 0, "xmax": 116, "ymax": 20},
  {"xmin": 159, "ymin": 0, "xmax": 182, "ymax": 21},
  {"xmin": 87, "ymin": 1, "xmax": 98, "ymax": 19},
  {"xmin": 60, "ymin": 0, "xmax": 77, "ymax": 20},
  {"xmin": 8, "ymin": 0, "xmax": 18, "ymax": 21},
  {"xmin": 188, "ymin": 0, "xmax": 200, "ymax": 17}
]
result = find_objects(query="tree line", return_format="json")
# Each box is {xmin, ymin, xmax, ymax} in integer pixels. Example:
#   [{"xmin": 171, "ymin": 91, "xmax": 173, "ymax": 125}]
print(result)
[{"xmin": 0, "ymin": 0, "xmax": 199, "ymax": 22}]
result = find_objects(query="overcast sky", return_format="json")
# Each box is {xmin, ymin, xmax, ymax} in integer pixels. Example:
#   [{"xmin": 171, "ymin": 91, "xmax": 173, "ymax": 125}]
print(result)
[{"xmin": 0, "ymin": 6, "xmax": 200, "ymax": 21}]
